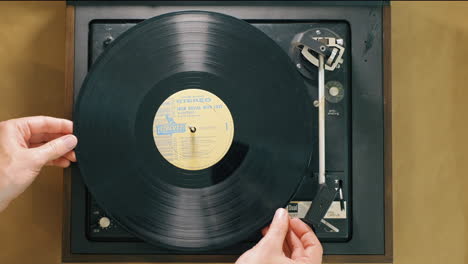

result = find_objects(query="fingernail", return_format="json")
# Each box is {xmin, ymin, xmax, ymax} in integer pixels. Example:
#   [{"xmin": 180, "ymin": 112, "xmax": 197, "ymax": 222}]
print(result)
[
  {"xmin": 63, "ymin": 135, "xmax": 77, "ymax": 150},
  {"xmin": 273, "ymin": 208, "xmax": 287, "ymax": 221}
]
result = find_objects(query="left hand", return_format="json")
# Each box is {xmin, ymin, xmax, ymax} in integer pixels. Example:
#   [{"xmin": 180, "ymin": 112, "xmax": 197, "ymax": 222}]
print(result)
[
  {"xmin": 0, "ymin": 116, "xmax": 77, "ymax": 212},
  {"xmin": 236, "ymin": 208, "xmax": 323, "ymax": 264}
]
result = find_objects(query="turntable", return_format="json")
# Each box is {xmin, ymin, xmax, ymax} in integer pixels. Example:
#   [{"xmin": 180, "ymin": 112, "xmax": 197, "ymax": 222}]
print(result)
[{"xmin": 62, "ymin": 1, "xmax": 392, "ymax": 263}]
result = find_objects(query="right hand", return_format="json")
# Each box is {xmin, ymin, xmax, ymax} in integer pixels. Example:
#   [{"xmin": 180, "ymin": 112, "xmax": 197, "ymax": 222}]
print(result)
[{"xmin": 236, "ymin": 208, "xmax": 323, "ymax": 264}]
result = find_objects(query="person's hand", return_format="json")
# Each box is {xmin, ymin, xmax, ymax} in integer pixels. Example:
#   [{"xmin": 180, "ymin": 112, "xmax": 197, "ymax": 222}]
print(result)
[
  {"xmin": 0, "ymin": 116, "xmax": 77, "ymax": 212},
  {"xmin": 236, "ymin": 208, "xmax": 323, "ymax": 264}
]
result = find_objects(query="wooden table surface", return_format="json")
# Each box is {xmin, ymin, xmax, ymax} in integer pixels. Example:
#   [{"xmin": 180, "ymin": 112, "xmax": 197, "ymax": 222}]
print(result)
[{"xmin": 0, "ymin": 1, "xmax": 467, "ymax": 264}]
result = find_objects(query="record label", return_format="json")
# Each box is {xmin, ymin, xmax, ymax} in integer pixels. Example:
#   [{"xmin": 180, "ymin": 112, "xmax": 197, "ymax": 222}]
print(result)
[{"xmin": 153, "ymin": 89, "xmax": 234, "ymax": 170}]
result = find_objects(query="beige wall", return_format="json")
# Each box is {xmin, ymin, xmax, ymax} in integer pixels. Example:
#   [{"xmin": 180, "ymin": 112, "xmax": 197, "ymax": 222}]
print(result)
[
  {"xmin": 0, "ymin": 2, "xmax": 66, "ymax": 264},
  {"xmin": 0, "ymin": 1, "xmax": 467, "ymax": 264},
  {"xmin": 392, "ymin": 2, "xmax": 468, "ymax": 264}
]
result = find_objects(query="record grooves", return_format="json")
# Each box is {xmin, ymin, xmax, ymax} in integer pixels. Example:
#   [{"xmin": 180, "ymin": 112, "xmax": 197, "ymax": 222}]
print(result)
[{"xmin": 75, "ymin": 11, "xmax": 315, "ymax": 251}]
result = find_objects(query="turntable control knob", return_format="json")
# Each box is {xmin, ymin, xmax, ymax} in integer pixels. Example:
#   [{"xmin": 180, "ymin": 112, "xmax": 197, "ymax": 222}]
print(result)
[
  {"xmin": 329, "ymin": 86, "xmax": 340, "ymax": 97},
  {"xmin": 98, "ymin": 217, "xmax": 111, "ymax": 228},
  {"xmin": 325, "ymin": 81, "xmax": 344, "ymax": 103}
]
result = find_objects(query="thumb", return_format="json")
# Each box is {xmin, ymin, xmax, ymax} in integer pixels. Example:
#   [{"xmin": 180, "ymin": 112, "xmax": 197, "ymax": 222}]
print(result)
[
  {"xmin": 32, "ymin": 135, "xmax": 77, "ymax": 165},
  {"xmin": 258, "ymin": 208, "xmax": 289, "ymax": 251}
]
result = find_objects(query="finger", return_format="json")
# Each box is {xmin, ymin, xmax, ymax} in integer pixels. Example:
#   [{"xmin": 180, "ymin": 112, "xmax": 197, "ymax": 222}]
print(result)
[
  {"xmin": 47, "ymin": 157, "xmax": 71, "ymax": 168},
  {"xmin": 283, "ymin": 239, "xmax": 291, "ymax": 258},
  {"xmin": 29, "ymin": 133, "xmax": 65, "ymax": 144},
  {"xmin": 29, "ymin": 143, "xmax": 76, "ymax": 162},
  {"xmin": 17, "ymin": 116, "xmax": 73, "ymax": 139},
  {"xmin": 30, "ymin": 135, "xmax": 78, "ymax": 165},
  {"xmin": 261, "ymin": 226, "xmax": 291, "ymax": 257},
  {"xmin": 63, "ymin": 150, "xmax": 76, "ymax": 162},
  {"xmin": 290, "ymin": 218, "xmax": 323, "ymax": 257},
  {"xmin": 29, "ymin": 143, "xmax": 45, "ymax": 148},
  {"xmin": 258, "ymin": 208, "xmax": 289, "ymax": 251},
  {"xmin": 29, "ymin": 143, "xmax": 76, "ymax": 161},
  {"xmin": 286, "ymin": 220, "xmax": 305, "ymax": 259}
]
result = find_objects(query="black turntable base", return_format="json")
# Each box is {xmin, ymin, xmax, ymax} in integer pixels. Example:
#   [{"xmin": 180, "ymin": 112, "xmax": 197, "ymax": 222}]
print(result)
[{"xmin": 63, "ymin": 1, "xmax": 391, "ymax": 263}]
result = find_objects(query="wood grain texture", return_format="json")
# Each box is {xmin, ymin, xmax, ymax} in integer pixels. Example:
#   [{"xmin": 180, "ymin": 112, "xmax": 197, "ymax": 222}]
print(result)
[
  {"xmin": 62, "ymin": 4, "xmax": 75, "ymax": 263},
  {"xmin": 383, "ymin": 5, "xmax": 393, "ymax": 263},
  {"xmin": 1, "ymin": 1, "xmax": 468, "ymax": 264}
]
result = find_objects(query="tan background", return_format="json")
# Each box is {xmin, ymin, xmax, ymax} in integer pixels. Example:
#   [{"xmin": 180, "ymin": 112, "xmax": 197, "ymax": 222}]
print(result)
[{"xmin": 0, "ymin": 1, "xmax": 467, "ymax": 264}]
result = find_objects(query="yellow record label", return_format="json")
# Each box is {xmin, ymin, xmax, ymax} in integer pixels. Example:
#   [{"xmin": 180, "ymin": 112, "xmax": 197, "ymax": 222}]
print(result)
[{"xmin": 153, "ymin": 89, "xmax": 234, "ymax": 170}]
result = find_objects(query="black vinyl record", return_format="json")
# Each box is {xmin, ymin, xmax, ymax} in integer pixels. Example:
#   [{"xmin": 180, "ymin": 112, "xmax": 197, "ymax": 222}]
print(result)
[{"xmin": 75, "ymin": 11, "xmax": 315, "ymax": 251}]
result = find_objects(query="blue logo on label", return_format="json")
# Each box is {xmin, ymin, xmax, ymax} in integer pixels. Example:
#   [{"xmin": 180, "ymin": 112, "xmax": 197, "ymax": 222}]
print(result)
[{"xmin": 156, "ymin": 115, "xmax": 186, "ymax": 135}]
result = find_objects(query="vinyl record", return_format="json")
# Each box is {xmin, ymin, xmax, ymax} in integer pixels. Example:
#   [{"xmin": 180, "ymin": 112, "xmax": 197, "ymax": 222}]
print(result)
[{"xmin": 74, "ymin": 11, "xmax": 315, "ymax": 251}]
